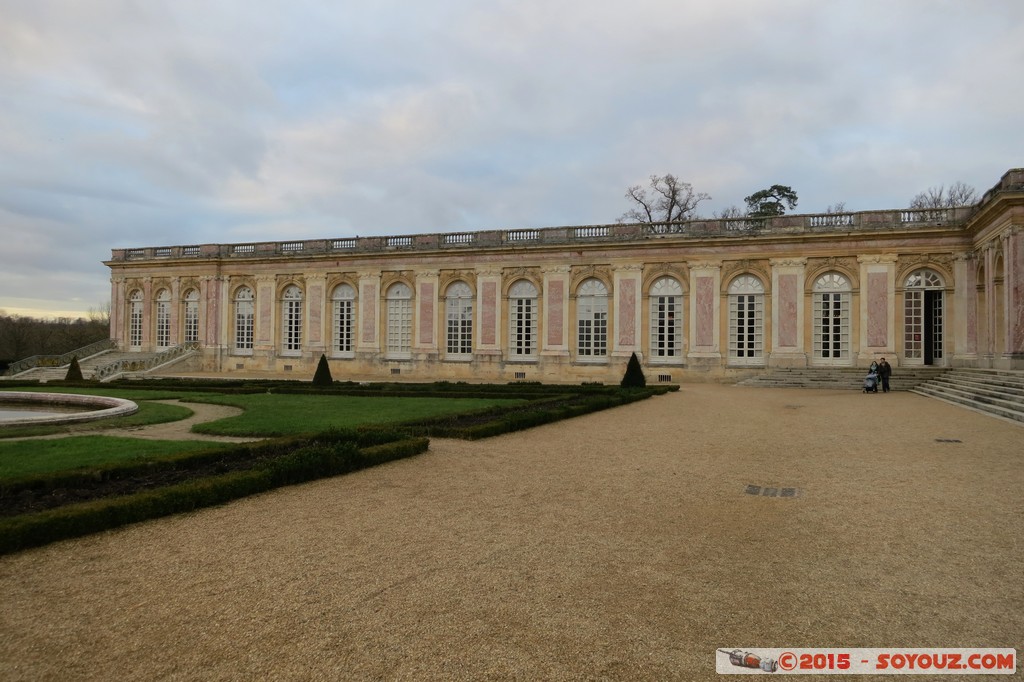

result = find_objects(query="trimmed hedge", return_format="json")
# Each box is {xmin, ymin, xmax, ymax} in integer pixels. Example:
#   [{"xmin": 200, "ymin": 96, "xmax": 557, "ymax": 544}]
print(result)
[
  {"xmin": 0, "ymin": 432, "xmax": 428, "ymax": 555},
  {"xmin": 398, "ymin": 386, "xmax": 673, "ymax": 440}
]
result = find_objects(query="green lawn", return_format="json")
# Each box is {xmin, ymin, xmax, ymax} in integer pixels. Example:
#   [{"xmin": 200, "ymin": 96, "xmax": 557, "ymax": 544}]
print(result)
[
  {"xmin": 0, "ymin": 436, "xmax": 228, "ymax": 480},
  {"xmin": 189, "ymin": 394, "xmax": 521, "ymax": 437}
]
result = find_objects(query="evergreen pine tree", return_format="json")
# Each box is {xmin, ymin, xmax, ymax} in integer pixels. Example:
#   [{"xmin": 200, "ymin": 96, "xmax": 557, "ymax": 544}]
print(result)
[
  {"xmin": 312, "ymin": 354, "xmax": 333, "ymax": 386},
  {"xmin": 620, "ymin": 352, "xmax": 646, "ymax": 388}
]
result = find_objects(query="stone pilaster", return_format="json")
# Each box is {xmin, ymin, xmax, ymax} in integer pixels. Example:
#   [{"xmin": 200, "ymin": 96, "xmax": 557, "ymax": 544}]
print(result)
[
  {"xmin": 475, "ymin": 268, "xmax": 503, "ymax": 356},
  {"xmin": 688, "ymin": 261, "xmax": 721, "ymax": 366},
  {"xmin": 541, "ymin": 265, "xmax": 570, "ymax": 357},
  {"xmin": 357, "ymin": 272, "xmax": 381, "ymax": 353},
  {"xmin": 414, "ymin": 270, "xmax": 439, "ymax": 357},
  {"xmin": 857, "ymin": 254, "xmax": 897, "ymax": 364},
  {"xmin": 612, "ymin": 263, "xmax": 643, "ymax": 359},
  {"xmin": 769, "ymin": 258, "xmax": 806, "ymax": 367}
]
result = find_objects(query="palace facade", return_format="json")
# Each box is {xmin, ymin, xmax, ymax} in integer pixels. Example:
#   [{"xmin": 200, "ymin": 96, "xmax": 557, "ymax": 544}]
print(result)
[{"xmin": 105, "ymin": 169, "xmax": 1024, "ymax": 383}]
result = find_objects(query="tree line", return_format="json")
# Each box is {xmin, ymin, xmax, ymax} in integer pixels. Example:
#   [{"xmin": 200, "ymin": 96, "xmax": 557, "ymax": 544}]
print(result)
[
  {"xmin": 619, "ymin": 175, "xmax": 978, "ymax": 224},
  {"xmin": 0, "ymin": 310, "xmax": 110, "ymax": 371}
]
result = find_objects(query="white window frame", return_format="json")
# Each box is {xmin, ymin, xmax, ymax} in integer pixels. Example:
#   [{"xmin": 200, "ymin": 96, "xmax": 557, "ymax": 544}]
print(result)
[
  {"xmin": 904, "ymin": 268, "xmax": 945, "ymax": 365},
  {"xmin": 386, "ymin": 282, "xmax": 412, "ymax": 359},
  {"xmin": 812, "ymin": 272, "xmax": 851, "ymax": 365},
  {"xmin": 183, "ymin": 289, "xmax": 199, "ymax": 344},
  {"xmin": 128, "ymin": 290, "xmax": 143, "ymax": 350},
  {"xmin": 576, "ymin": 278, "xmax": 608, "ymax": 361},
  {"xmin": 233, "ymin": 286, "xmax": 254, "ymax": 355},
  {"xmin": 332, "ymin": 284, "xmax": 356, "ymax": 357},
  {"xmin": 648, "ymin": 277, "xmax": 683, "ymax": 363},
  {"xmin": 281, "ymin": 285, "xmax": 303, "ymax": 356},
  {"xmin": 727, "ymin": 275, "xmax": 765, "ymax": 366},
  {"xmin": 154, "ymin": 289, "xmax": 171, "ymax": 349},
  {"xmin": 445, "ymin": 281, "xmax": 473, "ymax": 359},
  {"xmin": 508, "ymin": 280, "xmax": 538, "ymax": 360}
]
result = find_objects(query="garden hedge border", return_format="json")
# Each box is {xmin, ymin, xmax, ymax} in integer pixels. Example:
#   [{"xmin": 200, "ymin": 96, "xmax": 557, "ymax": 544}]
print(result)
[{"xmin": 0, "ymin": 431, "xmax": 427, "ymax": 555}]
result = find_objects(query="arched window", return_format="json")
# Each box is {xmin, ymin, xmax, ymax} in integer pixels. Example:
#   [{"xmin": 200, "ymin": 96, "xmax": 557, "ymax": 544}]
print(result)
[
  {"xmin": 445, "ymin": 281, "xmax": 473, "ymax": 357},
  {"xmin": 154, "ymin": 289, "xmax": 171, "ymax": 349},
  {"xmin": 233, "ymin": 286, "xmax": 254, "ymax": 354},
  {"xmin": 509, "ymin": 280, "xmax": 538, "ymax": 359},
  {"xmin": 728, "ymin": 275, "xmax": 765, "ymax": 365},
  {"xmin": 649, "ymin": 277, "xmax": 683, "ymax": 362},
  {"xmin": 281, "ymin": 285, "xmax": 303, "ymax": 356},
  {"xmin": 576, "ymin": 278, "xmax": 608, "ymax": 358},
  {"xmin": 386, "ymin": 282, "xmax": 412, "ymax": 358},
  {"xmin": 128, "ymin": 290, "xmax": 143, "ymax": 350},
  {"xmin": 904, "ymin": 268, "xmax": 945, "ymax": 365},
  {"xmin": 182, "ymin": 289, "xmax": 199, "ymax": 343},
  {"xmin": 332, "ymin": 284, "xmax": 356, "ymax": 355},
  {"xmin": 812, "ymin": 272, "xmax": 851, "ymax": 364}
]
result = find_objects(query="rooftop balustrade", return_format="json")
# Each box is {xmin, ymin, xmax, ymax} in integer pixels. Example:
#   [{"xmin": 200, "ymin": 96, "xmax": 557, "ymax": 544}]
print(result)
[{"xmin": 107, "ymin": 205, "xmax": 982, "ymax": 263}]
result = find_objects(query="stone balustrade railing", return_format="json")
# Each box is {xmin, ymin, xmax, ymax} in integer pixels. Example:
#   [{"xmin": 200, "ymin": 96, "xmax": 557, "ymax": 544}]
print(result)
[
  {"xmin": 5, "ymin": 338, "xmax": 117, "ymax": 376},
  {"xmin": 108, "ymin": 206, "xmax": 981, "ymax": 263},
  {"xmin": 93, "ymin": 342, "xmax": 200, "ymax": 381}
]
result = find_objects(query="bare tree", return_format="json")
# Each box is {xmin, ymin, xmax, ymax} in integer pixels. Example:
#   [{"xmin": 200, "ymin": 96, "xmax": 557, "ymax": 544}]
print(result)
[
  {"xmin": 714, "ymin": 205, "xmax": 747, "ymax": 219},
  {"xmin": 619, "ymin": 174, "xmax": 711, "ymax": 223},
  {"xmin": 909, "ymin": 181, "xmax": 978, "ymax": 209},
  {"xmin": 824, "ymin": 202, "xmax": 847, "ymax": 214}
]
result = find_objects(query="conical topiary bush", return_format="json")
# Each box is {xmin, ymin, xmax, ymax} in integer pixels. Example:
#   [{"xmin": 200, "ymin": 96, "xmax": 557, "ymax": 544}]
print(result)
[
  {"xmin": 312, "ymin": 353, "xmax": 333, "ymax": 387},
  {"xmin": 620, "ymin": 351, "xmax": 646, "ymax": 388},
  {"xmin": 64, "ymin": 356, "xmax": 84, "ymax": 381}
]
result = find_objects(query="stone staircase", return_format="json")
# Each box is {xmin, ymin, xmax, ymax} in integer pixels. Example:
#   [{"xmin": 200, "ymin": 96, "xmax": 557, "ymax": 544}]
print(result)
[
  {"xmin": 8, "ymin": 351, "xmax": 162, "ymax": 382},
  {"xmin": 6, "ymin": 345, "xmax": 198, "ymax": 382},
  {"xmin": 911, "ymin": 368, "xmax": 1024, "ymax": 425},
  {"xmin": 738, "ymin": 366, "xmax": 949, "ymax": 391}
]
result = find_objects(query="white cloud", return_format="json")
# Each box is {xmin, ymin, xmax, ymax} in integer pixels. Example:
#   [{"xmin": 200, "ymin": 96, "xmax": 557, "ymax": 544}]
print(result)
[{"xmin": 1, "ymin": 0, "xmax": 1023, "ymax": 316}]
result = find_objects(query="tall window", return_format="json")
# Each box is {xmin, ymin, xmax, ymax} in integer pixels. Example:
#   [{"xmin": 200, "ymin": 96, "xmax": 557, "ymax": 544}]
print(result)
[
  {"xmin": 649, "ymin": 277, "xmax": 683, "ymax": 362},
  {"xmin": 332, "ymin": 284, "xmax": 356, "ymax": 355},
  {"xmin": 904, "ymin": 268, "xmax": 944, "ymax": 365},
  {"xmin": 234, "ymin": 286, "xmax": 254, "ymax": 354},
  {"xmin": 183, "ymin": 289, "xmax": 199, "ymax": 343},
  {"xmin": 812, "ymin": 272, "xmax": 851, "ymax": 364},
  {"xmin": 728, "ymin": 275, "xmax": 765, "ymax": 365},
  {"xmin": 281, "ymin": 285, "xmax": 303, "ymax": 356},
  {"xmin": 129, "ymin": 290, "xmax": 143, "ymax": 349},
  {"xmin": 446, "ymin": 281, "xmax": 473, "ymax": 357},
  {"xmin": 576, "ymin": 278, "xmax": 608, "ymax": 359},
  {"xmin": 154, "ymin": 289, "xmax": 171, "ymax": 349},
  {"xmin": 386, "ymin": 282, "xmax": 412, "ymax": 358},
  {"xmin": 509, "ymin": 280, "xmax": 538, "ymax": 359}
]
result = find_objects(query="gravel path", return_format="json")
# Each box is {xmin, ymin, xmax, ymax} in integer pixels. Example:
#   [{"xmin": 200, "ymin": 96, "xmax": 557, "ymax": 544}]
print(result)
[{"xmin": 0, "ymin": 385, "xmax": 1021, "ymax": 680}]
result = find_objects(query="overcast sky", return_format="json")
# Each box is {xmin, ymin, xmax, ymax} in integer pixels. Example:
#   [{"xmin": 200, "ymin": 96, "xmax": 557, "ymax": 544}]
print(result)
[{"xmin": 1, "ymin": 0, "xmax": 1022, "ymax": 319}]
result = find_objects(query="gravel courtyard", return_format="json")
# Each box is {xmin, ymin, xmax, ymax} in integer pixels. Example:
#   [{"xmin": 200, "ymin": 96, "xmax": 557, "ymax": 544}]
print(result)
[{"xmin": 1, "ymin": 385, "xmax": 1021, "ymax": 680}]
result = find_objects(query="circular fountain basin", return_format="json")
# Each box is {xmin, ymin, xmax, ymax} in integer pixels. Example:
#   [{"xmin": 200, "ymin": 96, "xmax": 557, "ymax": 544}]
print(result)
[{"xmin": 0, "ymin": 392, "xmax": 138, "ymax": 428}]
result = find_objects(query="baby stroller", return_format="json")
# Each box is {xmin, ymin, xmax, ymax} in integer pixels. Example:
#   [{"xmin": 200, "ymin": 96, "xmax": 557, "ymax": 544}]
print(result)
[{"xmin": 863, "ymin": 371, "xmax": 879, "ymax": 393}]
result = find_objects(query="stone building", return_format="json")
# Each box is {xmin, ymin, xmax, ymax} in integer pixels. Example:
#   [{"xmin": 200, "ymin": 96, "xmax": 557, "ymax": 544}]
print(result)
[{"xmin": 105, "ymin": 169, "xmax": 1024, "ymax": 383}]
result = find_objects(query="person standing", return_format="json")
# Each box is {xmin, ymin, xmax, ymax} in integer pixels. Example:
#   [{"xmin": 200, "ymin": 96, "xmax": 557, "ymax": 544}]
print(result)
[{"xmin": 878, "ymin": 357, "xmax": 892, "ymax": 393}]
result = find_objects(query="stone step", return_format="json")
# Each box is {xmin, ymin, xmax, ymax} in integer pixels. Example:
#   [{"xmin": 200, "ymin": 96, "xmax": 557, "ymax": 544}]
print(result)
[
  {"xmin": 911, "ymin": 369, "xmax": 1024, "ymax": 425},
  {"xmin": 932, "ymin": 376, "xmax": 1024, "ymax": 399},
  {"xmin": 912, "ymin": 385, "xmax": 1024, "ymax": 425}
]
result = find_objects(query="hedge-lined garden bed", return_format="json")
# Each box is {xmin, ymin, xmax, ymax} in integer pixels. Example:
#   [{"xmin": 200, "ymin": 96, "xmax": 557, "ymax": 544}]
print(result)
[
  {"xmin": 0, "ymin": 381, "xmax": 677, "ymax": 553},
  {"xmin": 0, "ymin": 429, "xmax": 426, "ymax": 554}
]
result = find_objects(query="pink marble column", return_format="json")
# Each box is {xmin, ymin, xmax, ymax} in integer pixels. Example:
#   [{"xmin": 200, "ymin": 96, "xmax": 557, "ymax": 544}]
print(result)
[
  {"xmin": 617, "ymin": 279, "xmax": 636, "ymax": 346},
  {"xmin": 418, "ymin": 282, "xmax": 434, "ymax": 345},
  {"xmin": 867, "ymin": 272, "xmax": 888, "ymax": 347},
  {"xmin": 546, "ymin": 280, "xmax": 564, "ymax": 347},
  {"xmin": 695, "ymin": 276, "xmax": 714, "ymax": 347},
  {"xmin": 778, "ymin": 274, "xmax": 798, "ymax": 348},
  {"xmin": 481, "ymin": 281, "xmax": 497, "ymax": 345},
  {"xmin": 360, "ymin": 284, "xmax": 376, "ymax": 346}
]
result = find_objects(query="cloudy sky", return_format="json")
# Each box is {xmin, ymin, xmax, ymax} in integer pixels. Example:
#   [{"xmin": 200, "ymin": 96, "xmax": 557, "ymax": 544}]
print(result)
[{"xmin": 1, "ymin": 0, "xmax": 1022, "ymax": 319}]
